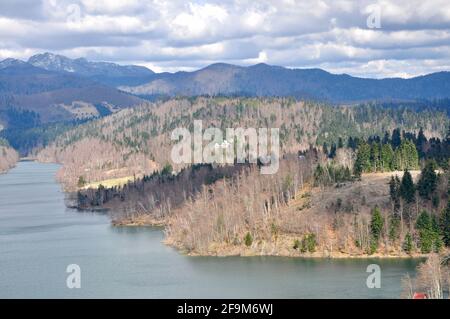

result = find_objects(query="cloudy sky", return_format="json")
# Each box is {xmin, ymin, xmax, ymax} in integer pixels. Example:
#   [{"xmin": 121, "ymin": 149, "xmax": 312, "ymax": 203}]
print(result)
[{"xmin": 1, "ymin": 0, "xmax": 450, "ymax": 78}]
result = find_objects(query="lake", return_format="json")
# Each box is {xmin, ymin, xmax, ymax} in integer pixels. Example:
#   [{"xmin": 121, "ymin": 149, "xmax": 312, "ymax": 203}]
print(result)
[{"xmin": 0, "ymin": 161, "xmax": 421, "ymax": 298}]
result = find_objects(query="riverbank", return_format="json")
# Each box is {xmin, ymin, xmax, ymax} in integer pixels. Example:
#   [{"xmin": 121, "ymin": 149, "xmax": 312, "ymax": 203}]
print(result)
[
  {"xmin": 110, "ymin": 214, "xmax": 434, "ymax": 259},
  {"xmin": 0, "ymin": 145, "xmax": 19, "ymax": 174},
  {"xmin": 95, "ymin": 171, "xmax": 444, "ymax": 259},
  {"xmin": 165, "ymin": 237, "xmax": 432, "ymax": 259},
  {"xmin": 39, "ymin": 154, "xmax": 446, "ymax": 261}
]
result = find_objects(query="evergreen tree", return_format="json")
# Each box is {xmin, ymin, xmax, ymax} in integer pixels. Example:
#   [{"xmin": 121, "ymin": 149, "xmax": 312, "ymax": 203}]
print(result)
[
  {"xmin": 416, "ymin": 211, "xmax": 442, "ymax": 253},
  {"xmin": 393, "ymin": 147, "xmax": 402, "ymax": 170},
  {"xmin": 381, "ymin": 143, "xmax": 394, "ymax": 171},
  {"xmin": 347, "ymin": 136, "xmax": 354, "ymax": 149},
  {"xmin": 392, "ymin": 128, "xmax": 402, "ymax": 148},
  {"xmin": 389, "ymin": 175, "xmax": 401, "ymax": 213},
  {"xmin": 329, "ymin": 143, "xmax": 337, "ymax": 158},
  {"xmin": 417, "ymin": 161, "xmax": 438, "ymax": 200},
  {"xmin": 416, "ymin": 211, "xmax": 432, "ymax": 253},
  {"xmin": 403, "ymin": 232, "xmax": 413, "ymax": 254},
  {"xmin": 441, "ymin": 199, "xmax": 450, "ymax": 247},
  {"xmin": 370, "ymin": 206, "xmax": 384, "ymax": 242},
  {"xmin": 403, "ymin": 130, "xmax": 417, "ymax": 143},
  {"xmin": 389, "ymin": 216, "xmax": 400, "ymax": 242},
  {"xmin": 338, "ymin": 137, "xmax": 344, "ymax": 149},
  {"xmin": 416, "ymin": 127, "xmax": 427, "ymax": 158},
  {"xmin": 369, "ymin": 206, "xmax": 384, "ymax": 254},
  {"xmin": 403, "ymin": 140, "xmax": 419, "ymax": 170},
  {"xmin": 370, "ymin": 143, "xmax": 381, "ymax": 172},
  {"xmin": 395, "ymin": 140, "xmax": 419, "ymax": 170},
  {"xmin": 431, "ymin": 215, "xmax": 443, "ymax": 252},
  {"xmin": 354, "ymin": 141, "xmax": 371, "ymax": 177},
  {"xmin": 400, "ymin": 169, "xmax": 415, "ymax": 204}
]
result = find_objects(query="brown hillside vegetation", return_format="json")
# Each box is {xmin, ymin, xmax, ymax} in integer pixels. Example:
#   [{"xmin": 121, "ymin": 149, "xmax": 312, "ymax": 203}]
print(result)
[
  {"xmin": 0, "ymin": 145, "xmax": 19, "ymax": 173},
  {"xmin": 36, "ymin": 97, "xmax": 448, "ymax": 190},
  {"xmin": 165, "ymin": 166, "xmax": 425, "ymax": 257},
  {"xmin": 37, "ymin": 137, "xmax": 158, "ymax": 190}
]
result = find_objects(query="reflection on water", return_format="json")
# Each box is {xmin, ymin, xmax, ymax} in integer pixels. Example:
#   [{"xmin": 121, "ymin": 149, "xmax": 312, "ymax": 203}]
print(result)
[{"xmin": 0, "ymin": 162, "xmax": 420, "ymax": 298}]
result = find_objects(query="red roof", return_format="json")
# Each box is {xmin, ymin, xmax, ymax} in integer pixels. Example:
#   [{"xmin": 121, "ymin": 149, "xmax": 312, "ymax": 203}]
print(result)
[{"xmin": 413, "ymin": 292, "xmax": 427, "ymax": 299}]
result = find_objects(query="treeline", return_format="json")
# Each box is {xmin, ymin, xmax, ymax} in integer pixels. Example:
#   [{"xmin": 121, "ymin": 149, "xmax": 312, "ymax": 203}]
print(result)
[
  {"xmin": 1, "ymin": 107, "xmax": 41, "ymax": 129},
  {"xmin": 1, "ymin": 121, "xmax": 82, "ymax": 155},
  {"xmin": 0, "ymin": 106, "xmax": 92, "ymax": 155},
  {"xmin": 313, "ymin": 164, "xmax": 353, "ymax": 186},
  {"xmin": 312, "ymin": 132, "xmax": 449, "ymax": 256},
  {"xmin": 350, "ymin": 128, "xmax": 450, "ymax": 176},
  {"xmin": 314, "ymin": 126, "xmax": 446, "ymax": 187},
  {"xmin": 316, "ymin": 102, "xmax": 448, "ymax": 147},
  {"xmin": 384, "ymin": 162, "xmax": 449, "ymax": 254},
  {"xmin": 352, "ymin": 163, "xmax": 449, "ymax": 256},
  {"xmin": 76, "ymin": 162, "xmax": 251, "ymax": 221}
]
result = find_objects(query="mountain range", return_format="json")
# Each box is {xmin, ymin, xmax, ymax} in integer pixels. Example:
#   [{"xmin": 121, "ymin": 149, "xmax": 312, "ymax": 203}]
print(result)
[
  {"xmin": 121, "ymin": 62, "xmax": 450, "ymax": 102},
  {"xmin": 1, "ymin": 52, "xmax": 450, "ymax": 129}
]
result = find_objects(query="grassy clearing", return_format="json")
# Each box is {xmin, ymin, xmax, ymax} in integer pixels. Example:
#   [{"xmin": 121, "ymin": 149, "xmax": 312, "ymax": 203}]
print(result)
[{"xmin": 82, "ymin": 176, "xmax": 136, "ymax": 189}]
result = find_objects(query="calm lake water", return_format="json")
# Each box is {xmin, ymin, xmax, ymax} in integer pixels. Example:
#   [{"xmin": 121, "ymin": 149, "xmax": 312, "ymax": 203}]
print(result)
[{"xmin": 0, "ymin": 161, "xmax": 421, "ymax": 298}]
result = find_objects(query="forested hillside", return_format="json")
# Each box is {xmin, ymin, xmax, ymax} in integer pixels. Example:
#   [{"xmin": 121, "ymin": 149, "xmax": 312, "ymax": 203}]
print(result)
[
  {"xmin": 35, "ymin": 97, "xmax": 450, "ymax": 257},
  {"xmin": 37, "ymin": 97, "xmax": 448, "ymax": 190},
  {"xmin": 0, "ymin": 58, "xmax": 147, "ymax": 155},
  {"xmin": 76, "ymin": 136, "xmax": 450, "ymax": 257}
]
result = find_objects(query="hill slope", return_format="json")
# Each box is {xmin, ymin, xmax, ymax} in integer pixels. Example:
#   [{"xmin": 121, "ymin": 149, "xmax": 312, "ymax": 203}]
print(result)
[
  {"xmin": 0, "ymin": 59, "xmax": 145, "ymax": 125},
  {"xmin": 36, "ymin": 97, "xmax": 449, "ymax": 190}
]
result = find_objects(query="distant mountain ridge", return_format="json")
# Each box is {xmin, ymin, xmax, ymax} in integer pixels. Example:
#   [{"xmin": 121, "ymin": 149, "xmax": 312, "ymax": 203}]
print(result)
[
  {"xmin": 2, "ymin": 52, "xmax": 450, "ymax": 108},
  {"xmin": 121, "ymin": 62, "xmax": 450, "ymax": 102},
  {"xmin": 28, "ymin": 52, "xmax": 154, "ymax": 86}
]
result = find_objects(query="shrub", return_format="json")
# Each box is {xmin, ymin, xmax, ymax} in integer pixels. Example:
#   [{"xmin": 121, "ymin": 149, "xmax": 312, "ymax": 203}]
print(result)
[
  {"xmin": 304, "ymin": 234, "xmax": 317, "ymax": 253},
  {"xmin": 161, "ymin": 163, "xmax": 173, "ymax": 175},
  {"xmin": 368, "ymin": 240, "xmax": 378, "ymax": 255},
  {"xmin": 293, "ymin": 239, "xmax": 300, "ymax": 250},
  {"xmin": 298, "ymin": 234, "xmax": 317, "ymax": 253},
  {"xmin": 244, "ymin": 232, "xmax": 253, "ymax": 247}
]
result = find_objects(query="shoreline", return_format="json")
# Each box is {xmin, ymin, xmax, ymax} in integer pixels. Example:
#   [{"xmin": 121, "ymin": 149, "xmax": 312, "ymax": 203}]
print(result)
[
  {"xmin": 5, "ymin": 162, "xmax": 435, "ymax": 261},
  {"xmin": 32, "ymin": 158, "xmax": 442, "ymax": 261},
  {"xmin": 110, "ymin": 216, "xmax": 433, "ymax": 259}
]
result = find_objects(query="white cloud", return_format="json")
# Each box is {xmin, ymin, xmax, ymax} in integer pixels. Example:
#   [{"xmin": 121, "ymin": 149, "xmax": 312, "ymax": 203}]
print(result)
[
  {"xmin": 80, "ymin": 0, "xmax": 142, "ymax": 14},
  {"xmin": 0, "ymin": 0, "xmax": 449, "ymax": 78},
  {"xmin": 171, "ymin": 3, "xmax": 228, "ymax": 40}
]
